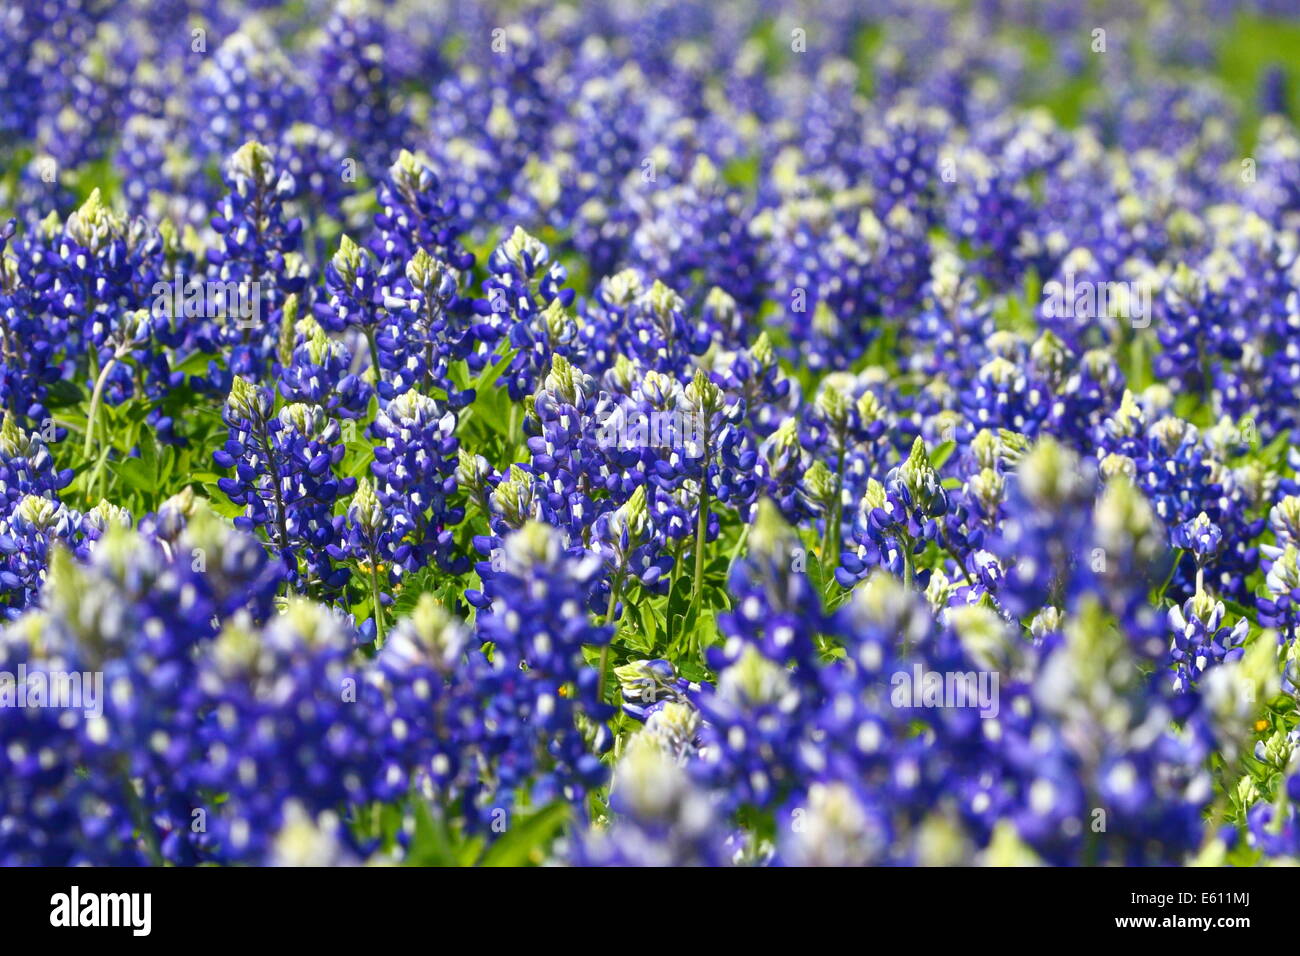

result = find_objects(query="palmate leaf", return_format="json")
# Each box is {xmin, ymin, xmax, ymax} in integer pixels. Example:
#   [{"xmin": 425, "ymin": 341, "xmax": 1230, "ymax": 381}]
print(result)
[
  {"xmin": 390, "ymin": 564, "xmax": 441, "ymax": 620},
  {"xmin": 618, "ymin": 596, "xmax": 657, "ymax": 656}
]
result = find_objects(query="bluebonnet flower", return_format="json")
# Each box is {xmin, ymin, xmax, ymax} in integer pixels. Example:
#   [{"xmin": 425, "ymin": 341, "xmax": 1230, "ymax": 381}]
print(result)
[
  {"xmin": 76, "ymin": 499, "xmax": 132, "ymax": 558},
  {"xmin": 276, "ymin": 122, "xmax": 358, "ymax": 236},
  {"xmin": 3, "ymin": 0, "xmax": 1300, "ymax": 870},
  {"xmin": 481, "ymin": 226, "xmax": 580, "ymax": 398},
  {"xmin": 754, "ymin": 191, "xmax": 923, "ymax": 371},
  {"xmin": 693, "ymin": 643, "xmax": 806, "ymax": 813},
  {"xmin": 680, "ymin": 367, "xmax": 759, "ymax": 519},
  {"xmin": 0, "ymin": 513, "xmax": 286, "ymax": 865},
  {"xmin": 960, "ymin": 354, "xmax": 1052, "ymax": 436},
  {"xmin": 570, "ymin": 727, "xmax": 725, "ymax": 866},
  {"xmin": 626, "ymin": 154, "xmax": 763, "ymax": 313},
  {"xmin": 984, "ymin": 435, "xmax": 1095, "ymax": 618},
  {"xmin": 189, "ymin": 599, "xmax": 384, "ymax": 863},
  {"xmin": 330, "ymin": 477, "xmax": 404, "ymax": 645},
  {"xmin": 427, "ymin": 24, "xmax": 555, "ymax": 227},
  {"xmin": 579, "ymin": 274, "xmax": 710, "ymax": 377},
  {"xmin": 469, "ymin": 521, "xmax": 613, "ymax": 809},
  {"xmin": 1095, "ymin": 392, "xmax": 1233, "ymax": 599},
  {"xmin": 708, "ymin": 324, "xmax": 793, "ymax": 434},
  {"xmin": 371, "ymin": 149, "xmax": 473, "ymax": 272},
  {"xmin": 756, "ymin": 417, "xmax": 812, "ymax": 524},
  {"xmin": 166, "ymin": 498, "xmax": 285, "ymax": 626},
  {"xmin": 530, "ymin": 61, "xmax": 646, "ymax": 276},
  {"xmin": 369, "ymin": 387, "xmax": 463, "ymax": 574},
  {"xmin": 944, "ymin": 144, "xmax": 1044, "ymax": 290},
  {"xmin": 116, "ymin": 111, "xmax": 207, "ymax": 227},
  {"xmin": 614, "ymin": 658, "xmax": 696, "ymax": 722},
  {"xmin": 368, "ymin": 593, "xmax": 475, "ymax": 800},
  {"xmin": 190, "ymin": 27, "xmax": 309, "ymax": 164},
  {"xmin": 525, "ymin": 353, "xmax": 621, "ymax": 547},
  {"xmin": 205, "ymin": 142, "xmax": 306, "ymax": 387},
  {"xmin": 32, "ymin": 19, "xmax": 135, "ymax": 177},
  {"xmin": 718, "ymin": 499, "xmax": 827, "ymax": 675},
  {"xmin": 592, "ymin": 486, "xmax": 673, "ymax": 608},
  {"xmin": 1030, "ymin": 599, "xmax": 1215, "ymax": 864},
  {"xmin": 0, "ymin": 411, "xmax": 72, "ymax": 507},
  {"xmin": 802, "ymin": 376, "xmax": 892, "ymax": 559},
  {"xmin": 312, "ymin": 0, "xmax": 409, "ymax": 178},
  {"xmin": 903, "ymin": 250, "xmax": 996, "ymax": 385},
  {"xmin": 214, "ymin": 377, "xmax": 355, "ymax": 590},
  {"xmin": 474, "ymin": 463, "xmax": 541, "ymax": 549},
  {"xmin": 268, "ymin": 802, "xmax": 363, "ymax": 867},
  {"xmin": 276, "ymin": 301, "xmax": 373, "ymax": 420},
  {"xmin": 0, "ymin": 603, "xmax": 143, "ymax": 864},
  {"xmin": 1090, "ymin": 474, "xmax": 1172, "ymax": 662},
  {"xmin": 1152, "ymin": 262, "xmax": 1237, "ymax": 397},
  {"xmin": 0, "ymin": 494, "xmax": 78, "ymax": 617},
  {"xmin": 0, "ymin": 220, "xmax": 64, "ymax": 424},
  {"xmin": 375, "ymin": 247, "xmax": 474, "ymax": 408},
  {"xmin": 840, "ymin": 438, "xmax": 949, "ymax": 588},
  {"xmin": 775, "ymin": 781, "xmax": 892, "ymax": 867},
  {"xmin": 319, "ymin": 233, "xmax": 384, "ymax": 367},
  {"xmin": 1260, "ymin": 543, "xmax": 1300, "ymax": 643},
  {"xmin": 865, "ymin": 97, "xmax": 950, "ymax": 223},
  {"xmin": 1167, "ymin": 584, "xmax": 1248, "ymax": 692},
  {"xmin": 1173, "ymin": 511, "xmax": 1223, "ymax": 565},
  {"xmin": 0, "ymin": 1, "xmax": 64, "ymax": 150},
  {"xmin": 35, "ymin": 190, "xmax": 137, "ymax": 365}
]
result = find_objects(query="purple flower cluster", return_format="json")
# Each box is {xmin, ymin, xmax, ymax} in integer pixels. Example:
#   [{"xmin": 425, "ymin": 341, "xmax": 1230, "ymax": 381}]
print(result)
[{"xmin": 2, "ymin": 0, "xmax": 1300, "ymax": 868}]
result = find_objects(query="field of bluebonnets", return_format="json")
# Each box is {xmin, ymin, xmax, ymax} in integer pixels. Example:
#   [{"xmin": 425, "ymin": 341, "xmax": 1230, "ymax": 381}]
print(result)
[{"xmin": 2, "ymin": 0, "xmax": 1300, "ymax": 868}]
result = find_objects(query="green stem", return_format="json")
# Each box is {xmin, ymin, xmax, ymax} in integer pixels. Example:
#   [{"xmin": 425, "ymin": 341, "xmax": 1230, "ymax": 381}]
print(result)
[
  {"xmin": 255, "ymin": 418, "xmax": 292, "ymax": 564},
  {"xmin": 83, "ymin": 353, "xmax": 120, "ymax": 463},
  {"xmin": 605, "ymin": 575, "xmax": 621, "ymax": 624},
  {"xmin": 370, "ymin": 557, "xmax": 387, "ymax": 646},
  {"xmin": 508, "ymin": 402, "xmax": 521, "ymax": 451},
  {"xmin": 823, "ymin": 438, "xmax": 846, "ymax": 566},
  {"xmin": 725, "ymin": 524, "xmax": 752, "ymax": 596},
  {"xmin": 668, "ymin": 539, "xmax": 684, "ymax": 595},
  {"xmin": 365, "ymin": 326, "xmax": 382, "ymax": 379},
  {"xmin": 119, "ymin": 764, "xmax": 163, "ymax": 866},
  {"xmin": 940, "ymin": 530, "xmax": 975, "ymax": 586},
  {"xmin": 900, "ymin": 532, "xmax": 914, "ymax": 591},
  {"xmin": 691, "ymin": 470, "xmax": 710, "ymax": 617},
  {"xmin": 664, "ymin": 539, "xmax": 685, "ymax": 649},
  {"xmin": 686, "ymin": 486, "xmax": 711, "ymax": 663},
  {"xmin": 1155, "ymin": 548, "xmax": 1184, "ymax": 603},
  {"xmin": 597, "ymin": 576, "xmax": 622, "ymax": 704}
]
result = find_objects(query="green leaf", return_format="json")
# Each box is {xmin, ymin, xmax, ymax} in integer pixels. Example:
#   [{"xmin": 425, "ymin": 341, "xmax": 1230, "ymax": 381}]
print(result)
[
  {"xmin": 116, "ymin": 457, "xmax": 154, "ymax": 493},
  {"xmin": 478, "ymin": 802, "xmax": 569, "ymax": 867},
  {"xmin": 390, "ymin": 565, "xmax": 442, "ymax": 619},
  {"xmin": 45, "ymin": 379, "xmax": 86, "ymax": 408},
  {"xmin": 678, "ymin": 659, "xmax": 708, "ymax": 683},
  {"xmin": 203, "ymin": 484, "xmax": 245, "ymax": 519},
  {"xmin": 341, "ymin": 440, "xmax": 376, "ymax": 478},
  {"xmin": 930, "ymin": 439, "xmax": 956, "ymax": 471},
  {"xmin": 406, "ymin": 799, "xmax": 463, "ymax": 866},
  {"xmin": 621, "ymin": 599, "xmax": 656, "ymax": 655}
]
